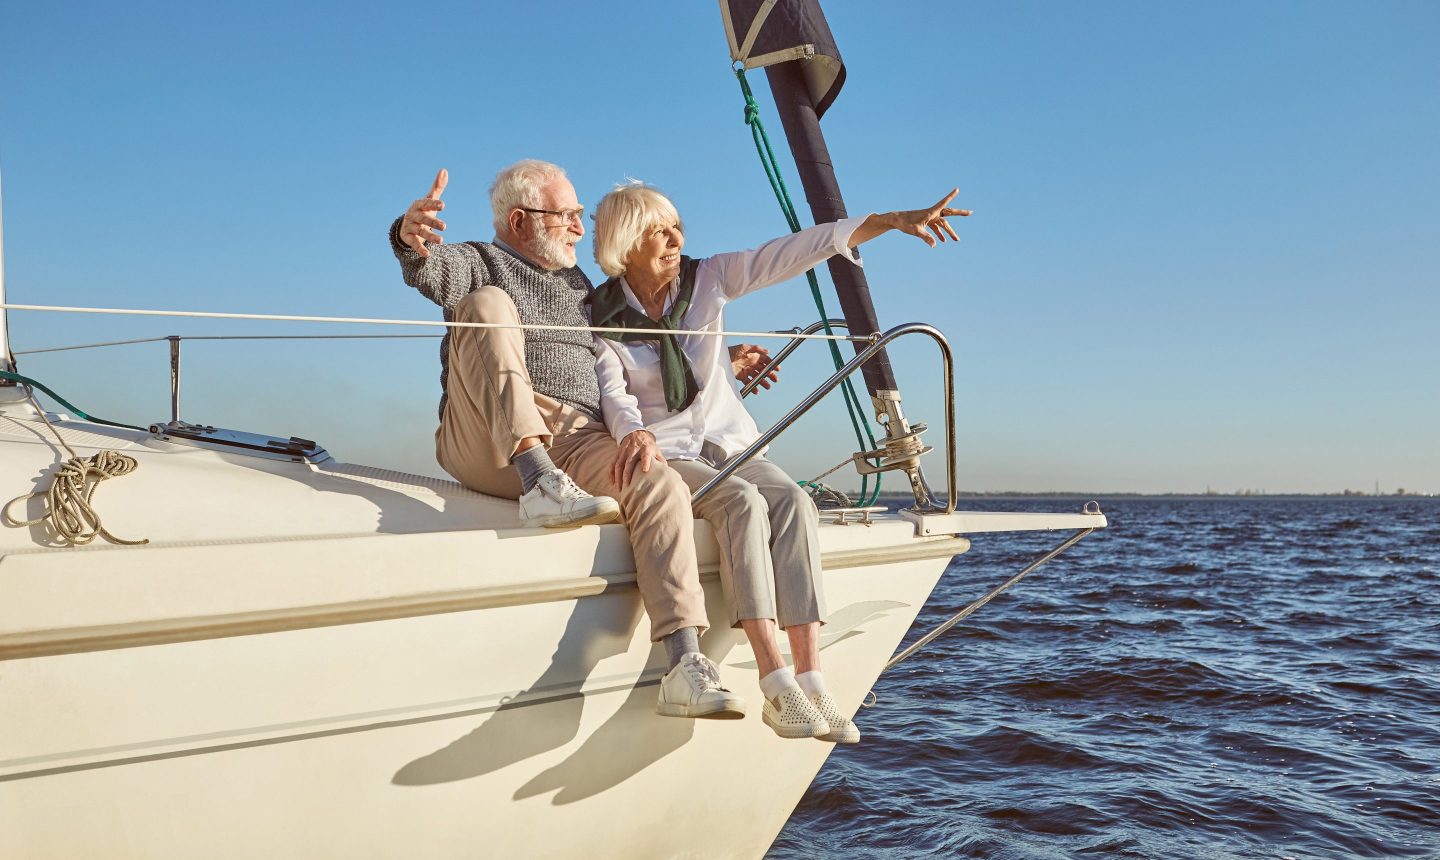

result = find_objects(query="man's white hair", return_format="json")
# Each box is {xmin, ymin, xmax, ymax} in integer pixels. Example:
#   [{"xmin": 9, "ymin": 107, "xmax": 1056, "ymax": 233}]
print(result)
[
  {"xmin": 592, "ymin": 181, "xmax": 684, "ymax": 278},
  {"xmin": 490, "ymin": 159, "xmax": 570, "ymax": 235}
]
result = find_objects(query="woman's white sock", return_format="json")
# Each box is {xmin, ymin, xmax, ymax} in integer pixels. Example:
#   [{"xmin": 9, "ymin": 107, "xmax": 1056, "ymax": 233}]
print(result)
[
  {"xmin": 795, "ymin": 670, "xmax": 827, "ymax": 698},
  {"xmin": 759, "ymin": 667, "xmax": 797, "ymax": 701}
]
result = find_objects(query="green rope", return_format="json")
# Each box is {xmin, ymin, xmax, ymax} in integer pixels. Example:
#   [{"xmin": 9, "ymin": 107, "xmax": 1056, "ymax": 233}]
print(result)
[
  {"xmin": 1, "ymin": 370, "xmax": 150, "ymax": 546},
  {"xmin": 735, "ymin": 67, "xmax": 881, "ymax": 505},
  {"xmin": 0, "ymin": 371, "xmax": 148, "ymax": 432}
]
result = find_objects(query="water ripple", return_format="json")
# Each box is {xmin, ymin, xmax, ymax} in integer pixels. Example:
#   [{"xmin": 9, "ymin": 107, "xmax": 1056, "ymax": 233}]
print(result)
[{"xmin": 773, "ymin": 497, "xmax": 1440, "ymax": 859}]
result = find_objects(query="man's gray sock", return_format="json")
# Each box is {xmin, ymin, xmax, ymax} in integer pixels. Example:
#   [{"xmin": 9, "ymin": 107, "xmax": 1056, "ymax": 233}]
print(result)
[
  {"xmin": 513, "ymin": 445, "xmax": 556, "ymax": 494},
  {"xmin": 664, "ymin": 627, "xmax": 700, "ymax": 671}
]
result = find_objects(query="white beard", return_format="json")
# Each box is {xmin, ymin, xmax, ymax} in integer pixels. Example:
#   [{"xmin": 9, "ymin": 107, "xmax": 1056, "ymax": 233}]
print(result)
[{"xmin": 523, "ymin": 221, "xmax": 577, "ymax": 270}]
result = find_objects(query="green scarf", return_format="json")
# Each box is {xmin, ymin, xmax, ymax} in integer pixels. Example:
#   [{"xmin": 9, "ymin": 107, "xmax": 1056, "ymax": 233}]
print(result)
[{"xmin": 587, "ymin": 256, "xmax": 702, "ymax": 413}]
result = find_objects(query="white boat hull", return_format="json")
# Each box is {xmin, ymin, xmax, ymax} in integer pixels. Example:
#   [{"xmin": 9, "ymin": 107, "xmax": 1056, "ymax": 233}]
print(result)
[
  {"xmin": 1, "ymin": 402, "xmax": 1102, "ymax": 858},
  {"xmin": 2, "ymin": 545, "xmax": 955, "ymax": 859}
]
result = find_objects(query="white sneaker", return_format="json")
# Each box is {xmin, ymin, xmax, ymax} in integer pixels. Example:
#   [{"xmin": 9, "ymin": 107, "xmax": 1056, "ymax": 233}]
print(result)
[
  {"xmin": 656, "ymin": 653, "xmax": 746, "ymax": 719},
  {"xmin": 808, "ymin": 692, "xmax": 861, "ymax": 744},
  {"xmin": 762, "ymin": 686, "xmax": 831, "ymax": 740},
  {"xmin": 518, "ymin": 469, "xmax": 620, "ymax": 528}
]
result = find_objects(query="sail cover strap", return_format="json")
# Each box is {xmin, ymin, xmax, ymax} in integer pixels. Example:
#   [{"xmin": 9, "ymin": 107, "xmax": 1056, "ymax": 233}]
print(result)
[
  {"xmin": 716, "ymin": 0, "xmax": 846, "ymax": 118},
  {"xmin": 736, "ymin": 0, "xmax": 783, "ymax": 61}
]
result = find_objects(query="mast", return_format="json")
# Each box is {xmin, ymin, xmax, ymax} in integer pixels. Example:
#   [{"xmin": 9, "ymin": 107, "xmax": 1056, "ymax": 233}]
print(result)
[
  {"xmin": 0, "ymin": 167, "xmax": 14, "ymax": 375},
  {"xmin": 718, "ymin": 0, "xmax": 896, "ymax": 394},
  {"xmin": 718, "ymin": 0, "xmax": 941, "ymax": 507},
  {"xmin": 763, "ymin": 60, "xmax": 896, "ymax": 395}
]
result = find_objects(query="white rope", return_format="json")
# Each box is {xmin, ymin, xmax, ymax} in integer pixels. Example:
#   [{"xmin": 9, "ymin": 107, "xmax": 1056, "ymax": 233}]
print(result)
[
  {"xmin": 1, "ymin": 390, "xmax": 148, "ymax": 547},
  {"xmin": 0, "ymin": 304, "xmax": 870, "ymax": 342}
]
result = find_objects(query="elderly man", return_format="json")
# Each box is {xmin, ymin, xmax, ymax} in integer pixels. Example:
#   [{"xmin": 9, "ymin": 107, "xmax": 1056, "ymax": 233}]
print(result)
[{"xmin": 390, "ymin": 160, "xmax": 744, "ymax": 719}]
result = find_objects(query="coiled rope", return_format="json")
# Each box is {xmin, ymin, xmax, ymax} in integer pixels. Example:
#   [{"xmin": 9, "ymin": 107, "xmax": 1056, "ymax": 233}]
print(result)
[
  {"xmin": 735, "ymin": 67, "xmax": 882, "ymax": 505},
  {"xmin": 0, "ymin": 370, "xmax": 149, "ymax": 547}
]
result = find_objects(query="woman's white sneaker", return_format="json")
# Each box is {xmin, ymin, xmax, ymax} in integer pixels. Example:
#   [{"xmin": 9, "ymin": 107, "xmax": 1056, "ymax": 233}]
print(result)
[
  {"xmin": 656, "ymin": 653, "xmax": 747, "ymax": 719},
  {"xmin": 808, "ymin": 692, "xmax": 861, "ymax": 744},
  {"xmin": 762, "ymin": 686, "xmax": 831, "ymax": 739},
  {"xmin": 518, "ymin": 469, "xmax": 620, "ymax": 528}
]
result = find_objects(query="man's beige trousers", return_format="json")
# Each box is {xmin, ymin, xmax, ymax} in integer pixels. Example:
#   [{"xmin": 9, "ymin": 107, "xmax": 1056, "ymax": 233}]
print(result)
[{"xmin": 434, "ymin": 287, "xmax": 709, "ymax": 641}]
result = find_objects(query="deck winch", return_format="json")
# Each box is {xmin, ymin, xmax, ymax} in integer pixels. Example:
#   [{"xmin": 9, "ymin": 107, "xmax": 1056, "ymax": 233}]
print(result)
[{"xmin": 859, "ymin": 392, "xmax": 940, "ymax": 510}]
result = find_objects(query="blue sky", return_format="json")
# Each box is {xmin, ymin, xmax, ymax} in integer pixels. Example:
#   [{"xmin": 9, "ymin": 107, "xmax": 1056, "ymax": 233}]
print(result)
[{"xmin": 1, "ymin": 1, "xmax": 1436, "ymax": 494}]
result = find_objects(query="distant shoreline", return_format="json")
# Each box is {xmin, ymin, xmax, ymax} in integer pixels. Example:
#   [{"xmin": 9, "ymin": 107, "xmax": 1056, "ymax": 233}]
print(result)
[{"xmin": 867, "ymin": 492, "xmax": 1439, "ymax": 501}]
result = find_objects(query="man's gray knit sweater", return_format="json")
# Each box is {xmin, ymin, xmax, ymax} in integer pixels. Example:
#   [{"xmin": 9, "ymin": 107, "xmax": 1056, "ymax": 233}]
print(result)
[{"xmin": 390, "ymin": 218, "xmax": 599, "ymax": 421}]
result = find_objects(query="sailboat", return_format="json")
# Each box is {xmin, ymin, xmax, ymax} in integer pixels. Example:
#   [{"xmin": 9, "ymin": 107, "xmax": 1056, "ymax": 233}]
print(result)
[{"xmin": 0, "ymin": 2, "xmax": 1104, "ymax": 857}]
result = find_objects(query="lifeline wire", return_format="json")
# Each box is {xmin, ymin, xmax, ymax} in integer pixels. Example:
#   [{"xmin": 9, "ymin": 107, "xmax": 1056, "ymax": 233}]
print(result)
[
  {"xmin": 13, "ymin": 333, "xmax": 444, "ymax": 357},
  {"xmin": 0, "ymin": 304, "xmax": 869, "ymax": 343},
  {"xmin": 735, "ymin": 68, "xmax": 882, "ymax": 505}
]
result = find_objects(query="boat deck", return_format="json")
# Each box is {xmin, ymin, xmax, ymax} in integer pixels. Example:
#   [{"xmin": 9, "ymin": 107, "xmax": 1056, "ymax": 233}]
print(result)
[
  {"xmin": 1, "ymin": 401, "xmax": 1102, "ymax": 661},
  {"xmin": 0, "ymin": 405, "xmax": 973, "ymax": 659}
]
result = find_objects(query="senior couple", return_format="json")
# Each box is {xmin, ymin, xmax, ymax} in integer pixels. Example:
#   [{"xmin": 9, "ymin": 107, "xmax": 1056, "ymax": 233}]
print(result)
[{"xmin": 391, "ymin": 160, "xmax": 967, "ymax": 742}]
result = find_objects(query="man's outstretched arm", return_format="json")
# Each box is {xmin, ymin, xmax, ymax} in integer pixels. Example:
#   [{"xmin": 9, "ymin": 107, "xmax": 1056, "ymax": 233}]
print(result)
[{"xmin": 390, "ymin": 168, "xmax": 483, "ymax": 311}]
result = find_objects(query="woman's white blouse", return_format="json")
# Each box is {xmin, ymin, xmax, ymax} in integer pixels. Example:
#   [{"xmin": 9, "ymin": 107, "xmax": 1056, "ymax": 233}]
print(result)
[{"xmin": 595, "ymin": 217, "xmax": 866, "ymax": 462}]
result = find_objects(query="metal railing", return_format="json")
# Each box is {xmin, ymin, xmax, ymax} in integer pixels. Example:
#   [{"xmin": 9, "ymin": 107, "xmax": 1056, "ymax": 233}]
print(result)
[
  {"xmin": 739, "ymin": 318, "xmax": 848, "ymax": 398},
  {"xmin": 14, "ymin": 332, "xmax": 442, "ymax": 426},
  {"xmin": 693, "ymin": 321, "xmax": 956, "ymax": 514},
  {"xmin": 9, "ymin": 314, "xmax": 958, "ymax": 509}
]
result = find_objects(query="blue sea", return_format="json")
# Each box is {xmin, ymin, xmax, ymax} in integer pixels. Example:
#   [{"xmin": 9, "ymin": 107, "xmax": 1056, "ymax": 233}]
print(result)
[{"xmin": 772, "ymin": 498, "xmax": 1440, "ymax": 859}]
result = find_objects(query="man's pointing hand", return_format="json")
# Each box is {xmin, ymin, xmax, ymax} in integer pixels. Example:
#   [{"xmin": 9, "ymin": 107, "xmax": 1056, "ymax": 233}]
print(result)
[{"xmin": 401, "ymin": 168, "xmax": 449, "ymax": 258}]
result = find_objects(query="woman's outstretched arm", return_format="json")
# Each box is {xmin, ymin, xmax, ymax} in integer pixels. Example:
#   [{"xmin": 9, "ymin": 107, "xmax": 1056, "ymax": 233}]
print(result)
[{"xmin": 847, "ymin": 188, "xmax": 971, "ymax": 248}]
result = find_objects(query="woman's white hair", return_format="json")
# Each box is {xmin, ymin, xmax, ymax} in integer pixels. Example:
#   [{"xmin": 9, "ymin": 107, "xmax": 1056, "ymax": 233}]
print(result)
[
  {"xmin": 489, "ymin": 159, "xmax": 570, "ymax": 235},
  {"xmin": 592, "ymin": 180, "xmax": 684, "ymax": 278}
]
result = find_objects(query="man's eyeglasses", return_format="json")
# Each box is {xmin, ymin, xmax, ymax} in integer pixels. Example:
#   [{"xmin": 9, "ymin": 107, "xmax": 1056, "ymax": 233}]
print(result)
[{"xmin": 519, "ymin": 207, "xmax": 585, "ymax": 225}]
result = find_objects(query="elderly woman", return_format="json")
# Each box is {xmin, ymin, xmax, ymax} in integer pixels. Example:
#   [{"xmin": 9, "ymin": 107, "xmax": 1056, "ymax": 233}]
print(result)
[{"xmin": 589, "ymin": 182, "xmax": 968, "ymax": 742}]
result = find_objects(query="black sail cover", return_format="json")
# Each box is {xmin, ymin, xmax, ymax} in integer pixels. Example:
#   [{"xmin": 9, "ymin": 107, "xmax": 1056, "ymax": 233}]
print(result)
[
  {"xmin": 719, "ymin": 0, "xmax": 846, "ymax": 118},
  {"xmin": 717, "ymin": 0, "xmax": 898, "ymax": 393}
]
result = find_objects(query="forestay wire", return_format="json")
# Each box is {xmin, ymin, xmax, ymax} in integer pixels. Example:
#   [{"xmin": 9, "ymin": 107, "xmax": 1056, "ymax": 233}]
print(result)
[{"xmin": 735, "ymin": 68, "xmax": 881, "ymax": 505}]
